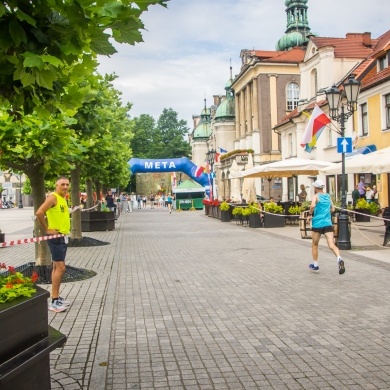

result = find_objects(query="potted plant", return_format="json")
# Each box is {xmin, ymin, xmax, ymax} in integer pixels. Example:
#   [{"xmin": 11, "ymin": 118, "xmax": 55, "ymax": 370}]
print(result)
[
  {"xmin": 0, "ymin": 263, "xmax": 66, "ymax": 390},
  {"xmin": 287, "ymin": 204, "xmax": 302, "ymax": 225},
  {"xmin": 263, "ymin": 202, "xmax": 285, "ymax": 228},
  {"xmin": 355, "ymin": 198, "xmax": 371, "ymax": 222},
  {"xmin": 248, "ymin": 204, "xmax": 262, "ymax": 228},
  {"xmin": 232, "ymin": 206, "xmax": 243, "ymax": 224},
  {"xmin": 81, "ymin": 208, "xmax": 115, "ymax": 231},
  {"xmin": 241, "ymin": 207, "xmax": 251, "ymax": 225},
  {"xmin": 368, "ymin": 201, "xmax": 380, "ymax": 216},
  {"xmin": 219, "ymin": 201, "xmax": 231, "ymax": 222}
]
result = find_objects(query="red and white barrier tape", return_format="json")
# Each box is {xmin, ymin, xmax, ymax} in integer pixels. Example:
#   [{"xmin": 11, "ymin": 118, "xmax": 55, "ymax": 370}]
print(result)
[{"xmin": 0, "ymin": 233, "xmax": 65, "ymax": 248}]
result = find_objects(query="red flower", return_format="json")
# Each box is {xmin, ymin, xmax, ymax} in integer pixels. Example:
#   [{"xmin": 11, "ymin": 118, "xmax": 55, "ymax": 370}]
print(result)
[
  {"xmin": 8, "ymin": 266, "xmax": 15, "ymax": 274},
  {"xmin": 31, "ymin": 271, "xmax": 39, "ymax": 283},
  {"xmin": 5, "ymin": 283, "xmax": 13, "ymax": 288}
]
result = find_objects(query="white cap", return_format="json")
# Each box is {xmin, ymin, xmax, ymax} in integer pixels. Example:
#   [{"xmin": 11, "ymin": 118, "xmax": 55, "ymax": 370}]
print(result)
[{"xmin": 313, "ymin": 179, "xmax": 325, "ymax": 189}]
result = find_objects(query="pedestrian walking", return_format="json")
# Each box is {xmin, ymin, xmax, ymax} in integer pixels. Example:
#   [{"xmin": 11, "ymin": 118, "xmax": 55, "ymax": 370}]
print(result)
[
  {"xmin": 137, "ymin": 194, "xmax": 142, "ymax": 209},
  {"xmin": 167, "ymin": 194, "xmax": 173, "ymax": 214},
  {"xmin": 105, "ymin": 190, "xmax": 115, "ymax": 212},
  {"xmin": 127, "ymin": 194, "xmax": 132, "ymax": 212},
  {"xmin": 36, "ymin": 176, "xmax": 72, "ymax": 312},
  {"xmin": 150, "ymin": 194, "xmax": 155, "ymax": 209},
  {"xmin": 306, "ymin": 180, "xmax": 345, "ymax": 275}
]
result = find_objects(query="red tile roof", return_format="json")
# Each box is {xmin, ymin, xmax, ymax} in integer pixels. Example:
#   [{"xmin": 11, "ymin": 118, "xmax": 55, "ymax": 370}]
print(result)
[
  {"xmin": 311, "ymin": 35, "xmax": 379, "ymax": 58},
  {"xmin": 252, "ymin": 47, "xmax": 306, "ymax": 64},
  {"xmin": 361, "ymin": 66, "xmax": 390, "ymax": 91},
  {"xmin": 274, "ymin": 100, "xmax": 328, "ymax": 129}
]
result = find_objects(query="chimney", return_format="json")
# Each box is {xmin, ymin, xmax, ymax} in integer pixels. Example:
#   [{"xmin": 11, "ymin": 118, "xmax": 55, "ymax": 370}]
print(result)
[
  {"xmin": 363, "ymin": 32, "xmax": 372, "ymax": 47},
  {"xmin": 213, "ymin": 95, "xmax": 221, "ymax": 106}
]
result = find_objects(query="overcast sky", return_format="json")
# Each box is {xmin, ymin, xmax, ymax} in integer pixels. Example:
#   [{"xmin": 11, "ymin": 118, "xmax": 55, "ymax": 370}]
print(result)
[{"xmin": 98, "ymin": 0, "xmax": 390, "ymax": 130}]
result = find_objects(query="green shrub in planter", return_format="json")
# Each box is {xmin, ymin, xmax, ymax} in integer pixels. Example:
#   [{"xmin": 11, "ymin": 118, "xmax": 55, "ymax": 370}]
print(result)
[
  {"xmin": 263, "ymin": 202, "xmax": 283, "ymax": 214},
  {"xmin": 368, "ymin": 201, "xmax": 380, "ymax": 215},
  {"xmin": 288, "ymin": 205, "xmax": 302, "ymax": 215},
  {"xmin": 232, "ymin": 207, "xmax": 243, "ymax": 216},
  {"xmin": 219, "ymin": 201, "xmax": 230, "ymax": 211}
]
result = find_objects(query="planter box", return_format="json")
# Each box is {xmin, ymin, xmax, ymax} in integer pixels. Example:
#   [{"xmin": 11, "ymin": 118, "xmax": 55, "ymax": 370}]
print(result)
[
  {"xmin": 248, "ymin": 213, "xmax": 262, "ymax": 228},
  {"xmin": 355, "ymin": 210, "xmax": 371, "ymax": 222},
  {"xmin": 220, "ymin": 210, "xmax": 231, "ymax": 222},
  {"xmin": 263, "ymin": 213, "xmax": 285, "ymax": 228},
  {"xmin": 81, "ymin": 211, "xmax": 115, "ymax": 231},
  {"xmin": 0, "ymin": 286, "xmax": 66, "ymax": 390}
]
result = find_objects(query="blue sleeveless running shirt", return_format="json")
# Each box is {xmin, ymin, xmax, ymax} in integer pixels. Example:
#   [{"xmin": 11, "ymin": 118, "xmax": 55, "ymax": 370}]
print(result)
[{"xmin": 312, "ymin": 193, "xmax": 332, "ymax": 228}]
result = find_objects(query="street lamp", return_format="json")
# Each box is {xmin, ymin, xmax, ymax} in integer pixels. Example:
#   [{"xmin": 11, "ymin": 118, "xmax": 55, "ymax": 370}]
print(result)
[
  {"xmin": 325, "ymin": 74, "xmax": 361, "ymax": 250},
  {"xmin": 206, "ymin": 149, "xmax": 216, "ymax": 200}
]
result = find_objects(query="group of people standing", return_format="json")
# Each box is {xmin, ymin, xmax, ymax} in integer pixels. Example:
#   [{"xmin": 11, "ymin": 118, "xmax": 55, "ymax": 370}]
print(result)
[{"xmin": 352, "ymin": 177, "xmax": 379, "ymax": 206}]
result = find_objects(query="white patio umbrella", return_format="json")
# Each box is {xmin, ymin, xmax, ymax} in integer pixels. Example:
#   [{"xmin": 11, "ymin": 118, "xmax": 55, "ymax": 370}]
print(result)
[
  {"xmin": 320, "ymin": 146, "xmax": 390, "ymax": 175},
  {"xmin": 237, "ymin": 158, "xmax": 337, "ymax": 201},
  {"xmin": 229, "ymin": 160, "xmax": 242, "ymax": 201}
]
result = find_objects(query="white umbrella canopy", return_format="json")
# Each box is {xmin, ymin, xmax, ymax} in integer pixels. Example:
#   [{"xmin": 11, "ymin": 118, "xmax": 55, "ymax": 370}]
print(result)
[
  {"xmin": 229, "ymin": 160, "xmax": 242, "ymax": 201},
  {"xmin": 239, "ymin": 158, "xmax": 337, "ymax": 179},
  {"xmin": 320, "ymin": 146, "xmax": 390, "ymax": 175}
]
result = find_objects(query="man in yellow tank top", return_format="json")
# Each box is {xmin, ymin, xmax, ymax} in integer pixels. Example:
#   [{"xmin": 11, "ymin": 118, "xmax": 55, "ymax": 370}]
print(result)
[{"xmin": 36, "ymin": 176, "xmax": 71, "ymax": 312}]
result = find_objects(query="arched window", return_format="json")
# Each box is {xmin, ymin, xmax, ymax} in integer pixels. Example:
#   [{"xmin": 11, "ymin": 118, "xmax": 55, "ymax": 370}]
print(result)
[{"xmin": 286, "ymin": 82, "xmax": 299, "ymax": 111}]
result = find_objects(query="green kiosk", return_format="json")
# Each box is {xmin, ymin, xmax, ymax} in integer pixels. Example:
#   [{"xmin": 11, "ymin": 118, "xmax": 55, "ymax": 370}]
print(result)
[{"xmin": 173, "ymin": 179, "xmax": 205, "ymax": 210}]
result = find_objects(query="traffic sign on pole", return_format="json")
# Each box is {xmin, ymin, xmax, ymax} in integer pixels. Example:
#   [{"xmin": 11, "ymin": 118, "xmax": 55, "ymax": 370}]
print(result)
[{"xmin": 337, "ymin": 137, "xmax": 353, "ymax": 153}]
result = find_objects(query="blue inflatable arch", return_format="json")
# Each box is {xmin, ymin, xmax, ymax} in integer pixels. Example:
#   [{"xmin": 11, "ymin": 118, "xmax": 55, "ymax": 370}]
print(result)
[{"xmin": 128, "ymin": 158, "xmax": 210, "ymax": 189}]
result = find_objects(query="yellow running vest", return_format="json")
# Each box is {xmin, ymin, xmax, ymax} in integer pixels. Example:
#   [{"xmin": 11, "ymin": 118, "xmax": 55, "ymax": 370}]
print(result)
[{"xmin": 46, "ymin": 192, "xmax": 70, "ymax": 234}]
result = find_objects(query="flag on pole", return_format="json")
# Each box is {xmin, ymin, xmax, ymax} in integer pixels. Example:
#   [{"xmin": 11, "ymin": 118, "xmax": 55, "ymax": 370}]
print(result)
[
  {"xmin": 195, "ymin": 165, "xmax": 205, "ymax": 177},
  {"xmin": 300, "ymin": 105, "xmax": 331, "ymax": 153},
  {"xmin": 219, "ymin": 147, "xmax": 228, "ymax": 153},
  {"xmin": 215, "ymin": 152, "xmax": 220, "ymax": 163}
]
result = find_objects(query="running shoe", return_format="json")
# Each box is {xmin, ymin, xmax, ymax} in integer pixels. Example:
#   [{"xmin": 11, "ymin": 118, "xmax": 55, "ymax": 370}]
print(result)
[
  {"xmin": 309, "ymin": 264, "xmax": 320, "ymax": 273},
  {"xmin": 49, "ymin": 300, "xmax": 67, "ymax": 313},
  {"xmin": 57, "ymin": 297, "xmax": 71, "ymax": 306},
  {"xmin": 338, "ymin": 260, "xmax": 345, "ymax": 275}
]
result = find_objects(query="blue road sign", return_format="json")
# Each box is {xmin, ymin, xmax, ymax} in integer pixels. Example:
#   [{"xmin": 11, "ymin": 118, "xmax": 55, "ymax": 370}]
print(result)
[{"xmin": 337, "ymin": 137, "xmax": 353, "ymax": 153}]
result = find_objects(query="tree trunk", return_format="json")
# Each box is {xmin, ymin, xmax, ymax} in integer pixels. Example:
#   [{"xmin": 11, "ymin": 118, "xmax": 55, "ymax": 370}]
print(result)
[
  {"xmin": 95, "ymin": 181, "xmax": 102, "ymax": 211},
  {"xmin": 86, "ymin": 178, "xmax": 94, "ymax": 209},
  {"xmin": 28, "ymin": 167, "xmax": 51, "ymax": 266},
  {"xmin": 70, "ymin": 164, "xmax": 82, "ymax": 240}
]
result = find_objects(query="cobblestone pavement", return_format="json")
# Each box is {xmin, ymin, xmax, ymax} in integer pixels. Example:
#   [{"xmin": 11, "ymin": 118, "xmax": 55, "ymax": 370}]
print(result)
[{"xmin": 1, "ymin": 208, "xmax": 390, "ymax": 389}]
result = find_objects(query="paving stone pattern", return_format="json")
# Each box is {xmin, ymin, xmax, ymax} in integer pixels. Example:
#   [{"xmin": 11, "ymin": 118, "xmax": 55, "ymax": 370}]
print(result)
[{"xmin": 1, "ymin": 208, "xmax": 390, "ymax": 389}]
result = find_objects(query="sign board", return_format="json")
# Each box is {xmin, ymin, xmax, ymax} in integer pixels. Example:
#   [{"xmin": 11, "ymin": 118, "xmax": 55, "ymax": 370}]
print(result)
[
  {"xmin": 2, "ymin": 182, "xmax": 12, "ymax": 189},
  {"xmin": 337, "ymin": 137, "xmax": 353, "ymax": 153}
]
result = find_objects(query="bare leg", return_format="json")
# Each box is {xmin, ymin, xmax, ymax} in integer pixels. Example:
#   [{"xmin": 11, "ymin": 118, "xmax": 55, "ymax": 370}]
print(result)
[
  {"xmin": 324, "ymin": 232, "xmax": 341, "ymax": 257},
  {"xmin": 311, "ymin": 231, "xmax": 321, "ymax": 261},
  {"xmin": 51, "ymin": 261, "xmax": 66, "ymax": 298}
]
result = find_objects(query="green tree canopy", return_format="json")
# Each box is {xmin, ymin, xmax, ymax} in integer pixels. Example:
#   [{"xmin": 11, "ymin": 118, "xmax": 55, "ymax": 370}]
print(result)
[{"xmin": 131, "ymin": 108, "xmax": 191, "ymax": 159}]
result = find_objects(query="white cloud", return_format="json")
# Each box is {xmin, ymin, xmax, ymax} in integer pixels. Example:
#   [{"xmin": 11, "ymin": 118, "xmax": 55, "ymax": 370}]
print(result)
[{"xmin": 98, "ymin": 0, "xmax": 390, "ymax": 128}]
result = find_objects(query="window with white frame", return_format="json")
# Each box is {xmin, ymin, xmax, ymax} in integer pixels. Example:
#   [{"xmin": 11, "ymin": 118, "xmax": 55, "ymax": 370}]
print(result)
[
  {"xmin": 378, "ymin": 55, "xmax": 388, "ymax": 71},
  {"xmin": 385, "ymin": 94, "xmax": 390, "ymax": 129},
  {"xmin": 361, "ymin": 103, "xmax": 368, "ymax": 136},
  {"xmin": 288, "ymin": 133, "xmax": 293, "ymax": 156},
  {"xmin": 326, "ymin": 128, "xmax": 333, "ymax": 147},
  {"xmin": 311, "ymin": 69, "xmax": 318, "ymax": 98},
  {"xmin": 286, "ymin": 83, "xmax": 299, "ymax": 111}
]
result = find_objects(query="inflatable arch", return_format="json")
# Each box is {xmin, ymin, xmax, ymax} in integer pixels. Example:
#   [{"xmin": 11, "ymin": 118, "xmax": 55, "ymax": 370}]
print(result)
[{"xmin": 128, "ymin": 157, "xmax": 210, "ymax": 189}]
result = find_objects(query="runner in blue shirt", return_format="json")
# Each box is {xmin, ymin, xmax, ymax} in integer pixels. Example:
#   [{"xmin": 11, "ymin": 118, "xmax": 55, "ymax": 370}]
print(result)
[{"xmin": 306, "ymin": 180, "xmax": 345, "ymax": 275}]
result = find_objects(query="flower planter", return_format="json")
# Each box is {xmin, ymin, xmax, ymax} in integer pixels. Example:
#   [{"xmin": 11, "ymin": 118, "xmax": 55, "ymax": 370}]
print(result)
[
  {"xmin": 81, "ymin": 211, "xmax": 115, "ymax": 231},
  {"xmin": 0, "ymin": 286, "xmax": 66, "ymax": 390},
  {"xmin": 263, "ymin": 213, "xmax": 285, "ymax": 228},
  {"xmin": 220, "ymin": 210, "xmax": 231, "ymax": 222},
  {"xmin": 248, "ymin": 213, "xmax": 262, "ymax": 228},
  {"xmin": 355, "ymin": 210, "xmax": 371, "ymax": 222}
]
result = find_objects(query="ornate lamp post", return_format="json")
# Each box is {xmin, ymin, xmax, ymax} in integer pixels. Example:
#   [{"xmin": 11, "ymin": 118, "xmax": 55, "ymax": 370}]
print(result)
[
  {"xmin": 325, "ymin": 75, "xmax": 361, "ymax": 250},
  {"xmin": 206, "ymin": 149, "xmax": 216, "ymax": 200}
]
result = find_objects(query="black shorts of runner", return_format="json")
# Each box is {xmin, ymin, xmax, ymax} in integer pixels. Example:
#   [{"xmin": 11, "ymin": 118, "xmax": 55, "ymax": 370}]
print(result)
[
  {"xmin": 311, "ymin": 226, "xmax": 334, "ymax": 234},
  {"xmin": 47, "ymin": 237, "xmax": 67, "ymax": 261}
]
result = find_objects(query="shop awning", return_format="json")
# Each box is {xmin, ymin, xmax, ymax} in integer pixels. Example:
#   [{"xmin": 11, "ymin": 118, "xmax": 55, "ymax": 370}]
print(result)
[{"xmin": 346, "ymin": 144, "xmax": 377, "ymax": 158}]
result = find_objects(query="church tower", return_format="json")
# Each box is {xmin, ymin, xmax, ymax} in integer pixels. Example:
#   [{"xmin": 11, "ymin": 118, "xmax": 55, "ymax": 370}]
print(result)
[{"xmin": 276, "ymin": 0, "xmax": 311, "ymax": 51}]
